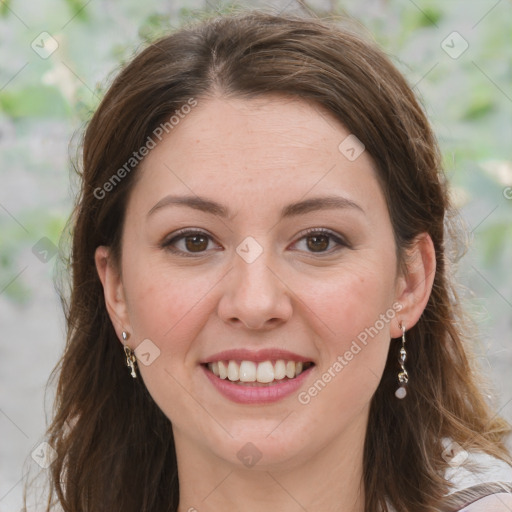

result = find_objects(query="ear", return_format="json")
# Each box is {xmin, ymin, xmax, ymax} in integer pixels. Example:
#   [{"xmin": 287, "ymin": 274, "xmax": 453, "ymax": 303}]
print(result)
[
  {"xmin": 95, "ymin": 246, "xmax": 131, "ymax": 343},
  {"xmin": 391, "ymin": 233, "xmax": 436, "ymax": 338}
]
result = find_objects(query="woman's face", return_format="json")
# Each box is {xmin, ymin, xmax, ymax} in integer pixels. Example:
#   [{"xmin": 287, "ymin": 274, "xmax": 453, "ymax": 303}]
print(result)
[{"xmin": 99, "ymin": 94, "xmax": 412, "ymax": 470}]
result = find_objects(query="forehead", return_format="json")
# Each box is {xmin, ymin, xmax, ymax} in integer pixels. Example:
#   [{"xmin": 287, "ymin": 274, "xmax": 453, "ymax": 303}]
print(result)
[
  {"xmin": 165, "ymin": 94, "xmax": 352, "ymax": 160},
  {"xmin": 130, "ymin": 94, "xmax": 383, "ymax": 218}
]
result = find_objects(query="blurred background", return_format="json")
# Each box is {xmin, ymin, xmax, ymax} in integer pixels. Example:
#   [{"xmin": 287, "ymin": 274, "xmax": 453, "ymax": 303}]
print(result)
[{"xmin": 0, "ymin": 0, "xmax": 511, "ymax": 509}]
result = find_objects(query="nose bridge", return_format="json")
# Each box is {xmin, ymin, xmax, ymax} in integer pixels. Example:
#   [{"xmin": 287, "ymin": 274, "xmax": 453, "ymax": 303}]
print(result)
[{"xmin": 218, "ymin": 234, "xmax": 292, "ymax": 329}]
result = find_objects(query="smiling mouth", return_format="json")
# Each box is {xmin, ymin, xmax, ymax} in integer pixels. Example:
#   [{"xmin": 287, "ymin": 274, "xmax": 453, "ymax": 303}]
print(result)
[{"xmin": 203, "ymin": 360, "xmax": 315, "ymax": 386}]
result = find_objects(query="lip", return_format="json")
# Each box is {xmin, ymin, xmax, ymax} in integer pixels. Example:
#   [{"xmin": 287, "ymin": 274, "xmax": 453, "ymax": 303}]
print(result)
[
  {"xmin": 201, "ymin": 363, "xmax": 315, "ymax": 404},
  {"xmin": 201, "ymin": 348, "xmax": 313, "ymax": 364}
]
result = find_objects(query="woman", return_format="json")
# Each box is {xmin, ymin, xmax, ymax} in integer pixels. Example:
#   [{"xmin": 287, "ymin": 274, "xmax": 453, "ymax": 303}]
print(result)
[{"xmin": 38, "ymin": 9, "xmax": 512, "ymax": 512}]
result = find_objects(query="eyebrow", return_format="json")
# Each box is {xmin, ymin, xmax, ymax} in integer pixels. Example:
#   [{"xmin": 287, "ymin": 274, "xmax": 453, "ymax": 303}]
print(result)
[{"xmin": 147, "ymin": 194, "xmax": 364, "ymax": 219}]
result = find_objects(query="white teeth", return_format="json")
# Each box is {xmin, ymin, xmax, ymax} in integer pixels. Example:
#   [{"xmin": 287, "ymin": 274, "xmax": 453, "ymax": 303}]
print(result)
[
  {"xmin": 256, "ymin": 361, "xmax": 274, "ymax": 383},
  {"xmin": 227, "ymin": 360, "xmax": 239, "ymax": 381},
  {"xmin": 285, "ymin": 361, "xmax": 295, "ymax": 379},
  {"xmin": 239, "ymin": 361, "xmax": 257, "ymax": 382},
  {"xmin": 274, "ymin": 359, "xmax": 286, "ymax": 380},
  {"xmin": 218, "ymin": 360, "xmax": 228, "ymax": 379},
  {"xmin": 207, "ymin": 359, "xmax": 309, "ymax": 383}
]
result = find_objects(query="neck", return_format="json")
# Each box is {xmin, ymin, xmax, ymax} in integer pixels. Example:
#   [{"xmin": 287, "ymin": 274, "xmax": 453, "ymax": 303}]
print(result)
[{"xmin": 175, "ymin": 411, "xmax": 368, "ymax": 512}]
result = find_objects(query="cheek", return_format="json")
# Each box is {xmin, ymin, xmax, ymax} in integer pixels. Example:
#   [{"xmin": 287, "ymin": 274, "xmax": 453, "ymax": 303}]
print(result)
[
  {"xmin": 302, "ymin": 257, "xmax": 397, "ymax": 344},
  {"xmin": 121, "ymin": 267, "xmax": 213, "ymax": 418},
  {"xmin": 298, "ymin": 258, "xmax": 397, "ymax": 401},
  {"xmin": 121, "ymin": 254, "xmax": 230, "ymax": 389},
  {"xmin": 124, "ymin": 266, "xmax": 211, "ymax": 341}
]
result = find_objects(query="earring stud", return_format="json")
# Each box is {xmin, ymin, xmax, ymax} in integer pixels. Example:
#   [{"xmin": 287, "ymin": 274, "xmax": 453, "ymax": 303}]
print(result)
[{"xmin": 395, "ymin": 322, "xmax": 409, "ymax": 399}]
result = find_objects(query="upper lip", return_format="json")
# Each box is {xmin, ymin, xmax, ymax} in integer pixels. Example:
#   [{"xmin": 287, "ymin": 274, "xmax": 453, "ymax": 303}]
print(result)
[{"xmin": 201, "ymin": 348, "xmax": 313, "ymax": 364}]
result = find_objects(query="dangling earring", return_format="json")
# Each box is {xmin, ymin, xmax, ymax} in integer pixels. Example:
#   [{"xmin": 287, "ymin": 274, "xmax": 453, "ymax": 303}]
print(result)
[
  {"xmin": 122, "ymin": 331, "xmax": 137, "ymax": 379},
  {"xmin": 395, "ymin": 322, "xmax": 409, "ymax": 399}
]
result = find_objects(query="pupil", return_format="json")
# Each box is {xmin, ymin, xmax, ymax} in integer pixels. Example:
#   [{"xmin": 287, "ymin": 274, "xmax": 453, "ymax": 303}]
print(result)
[
  {"xmin": 186, "ymin": 235, "xmax": 207, "ymax": 252},
  {"xmin": 308, "ymin": 235, "xmax": 328, "ymax": 251}
]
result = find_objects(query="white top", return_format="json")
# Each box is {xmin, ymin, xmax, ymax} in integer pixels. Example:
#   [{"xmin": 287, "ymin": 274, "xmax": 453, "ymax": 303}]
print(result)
[
  {"xmin": 444, "ymin": 447, "xmax": 512, "ymax": 493},
  {"xmin": 386, "ymin": 438, "xmax": 512, "ymax": 511}
]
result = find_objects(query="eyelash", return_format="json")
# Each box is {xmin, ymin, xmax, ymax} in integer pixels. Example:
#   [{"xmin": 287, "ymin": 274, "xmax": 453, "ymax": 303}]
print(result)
[{"xmin": 161, "ymin": 227, "xmax": 349, "ymax": 258}]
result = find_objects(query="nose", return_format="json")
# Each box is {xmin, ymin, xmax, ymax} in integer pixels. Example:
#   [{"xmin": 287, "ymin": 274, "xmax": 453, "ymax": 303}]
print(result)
[{"xmin": 217, "ymin": 244, "xmax": 293, "ymax": 331}]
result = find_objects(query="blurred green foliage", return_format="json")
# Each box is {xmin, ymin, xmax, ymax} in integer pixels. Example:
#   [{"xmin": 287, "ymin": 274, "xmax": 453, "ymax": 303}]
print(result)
[
  {"xmin": 0, "ymin": 85, "xmax": 70, "ymax": 118},
  {"xmin": 63, "ymin": 0, "xmax": 90, "ymax": 22}
]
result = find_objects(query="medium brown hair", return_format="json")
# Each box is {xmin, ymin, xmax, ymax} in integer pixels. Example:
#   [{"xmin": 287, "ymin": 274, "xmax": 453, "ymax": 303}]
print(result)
[{"xmin": 35, "ymin": 9, "xmax": 511, "ymax": 512}]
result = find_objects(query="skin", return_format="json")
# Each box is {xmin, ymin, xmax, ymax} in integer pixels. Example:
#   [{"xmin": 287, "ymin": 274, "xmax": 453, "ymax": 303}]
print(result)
[{"xmin": 96, "ymin": 94, "xmax": 435, "ymax": 512}]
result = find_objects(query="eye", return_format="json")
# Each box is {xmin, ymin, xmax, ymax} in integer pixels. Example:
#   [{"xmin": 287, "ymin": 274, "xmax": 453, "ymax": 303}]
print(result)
[
  {"xmin": 292, "ymin": 228, "xmax": 349, "ymax": 254},
  {"xmin": 161, "ymin": 229, "xmax": 220, "ymax": 257},
  {"xmin": 162, "ymin": 227, "xmax": 349, "ymax": 257}
]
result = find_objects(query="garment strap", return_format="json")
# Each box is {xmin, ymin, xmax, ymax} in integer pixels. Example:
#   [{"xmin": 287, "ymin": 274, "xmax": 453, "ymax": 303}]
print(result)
[{"xmin": 439, "ymin": 482, "xmax": 512, "ymax": 511}]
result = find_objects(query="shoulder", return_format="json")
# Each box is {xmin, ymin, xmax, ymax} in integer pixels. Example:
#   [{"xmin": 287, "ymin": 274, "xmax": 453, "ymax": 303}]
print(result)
[
  {"xmin": 441, "ymin": 437, "xmax": 512, "ymax": 511},
  {"xmin": 441, "ymin": 483, "xmax": 512, "ymax": 512},
  {"xmin": 458, "ymin": 492, "xmax": 512, "ymax": 511},
  {"xmin": 385, "ymin": 441, "xmax": 512, "ymax": 512},
  {"xmin": 442, "ymin": 438, "xmax": 512, "ymax": 492}
]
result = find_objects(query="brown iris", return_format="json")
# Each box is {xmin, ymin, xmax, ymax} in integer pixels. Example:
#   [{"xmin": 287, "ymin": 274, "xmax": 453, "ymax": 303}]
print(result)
[
  {"xmin": 185, "ymin": 234, "xmax": 209, "ymax": 252},
  {"xmin": 307, "ymin": 234, "xmax": 329, "ymax": 252}
]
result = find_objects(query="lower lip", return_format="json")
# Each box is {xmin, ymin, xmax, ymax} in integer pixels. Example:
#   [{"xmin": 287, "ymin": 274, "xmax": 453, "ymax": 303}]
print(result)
[{"xmin": 202, "ymin": 364, "xmax": 314, "ymax": 404}]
